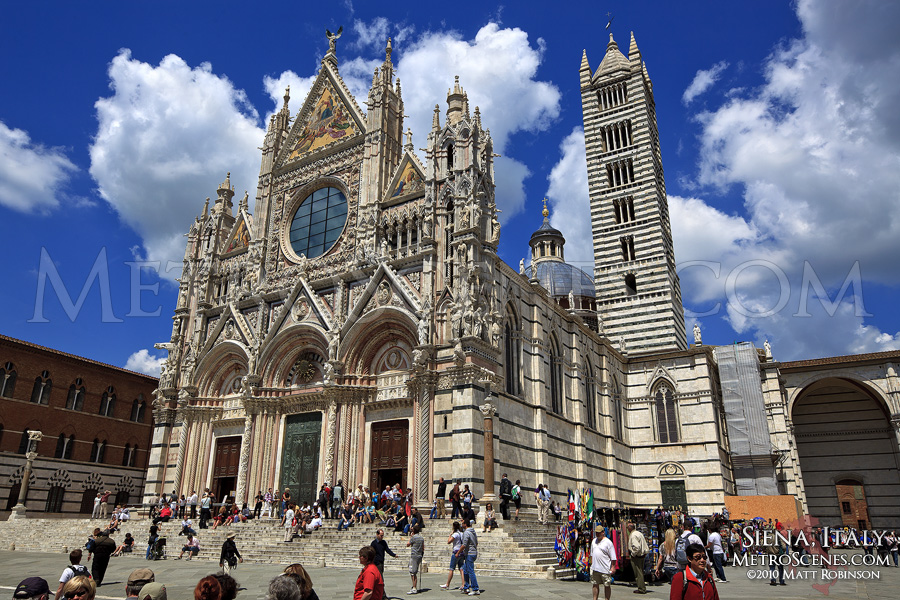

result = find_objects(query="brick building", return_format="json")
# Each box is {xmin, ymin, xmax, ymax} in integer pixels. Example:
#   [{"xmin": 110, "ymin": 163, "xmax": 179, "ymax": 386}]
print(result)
[{"xmin": 0, "ymin": 334, "xmax": 156, "ymax": 516}]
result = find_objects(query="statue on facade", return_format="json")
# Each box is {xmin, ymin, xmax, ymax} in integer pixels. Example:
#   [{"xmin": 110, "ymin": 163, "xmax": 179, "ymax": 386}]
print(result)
[
  {"xmin": 327, "ymin": 328, "xmax": 340, "ymax": 360},
  {"xmin": 325, "ymin": 26, "xmax": 343, "ymax": 53},
  {"xmin": 764, "ymin": 339, "xmax": 773, "ymax": 360},
  {"xmin": 568, "ymin": 290, "xmax": 576, "ymax": 311},
  {"xmin": 323, "ymin": 362, "xmax": 335, "ymax": 385},
  {"xmin": 519, "ymin": 258, "xmax": 525, "ymax": 275},
  {"xmin": 417, "ymin": 315, "xmax": 429, "ymax": 345},
  {"xmin": 693, "ymin": 323, "xmax": 702, "ymax": 345}
]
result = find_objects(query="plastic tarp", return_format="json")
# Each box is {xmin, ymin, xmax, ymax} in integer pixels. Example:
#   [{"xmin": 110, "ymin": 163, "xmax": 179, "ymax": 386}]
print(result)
[{"xmin": 715, "ymin": 343, "xmax": 779, "ymax": 495}]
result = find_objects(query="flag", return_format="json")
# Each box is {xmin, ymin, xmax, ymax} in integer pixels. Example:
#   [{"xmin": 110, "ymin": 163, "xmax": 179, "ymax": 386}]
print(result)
[
  {"xmin": 587, "ymin": 489, "xmax": 594, "ymax": 520},
  {"xmin": 567, "ymin": 489, "xmax": 576, "ymax": 522}
]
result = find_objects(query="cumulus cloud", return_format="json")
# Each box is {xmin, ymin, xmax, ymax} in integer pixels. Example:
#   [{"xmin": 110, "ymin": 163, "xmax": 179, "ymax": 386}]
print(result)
[
  {"xmin": 675, "ymin": 0, "xmax": 900, "ymax": 359},
  {"xmin": 546, "ymin": 127, "xmax": 592, "ymax": 270},
  {"xmin": 0, "ymin": 121, "xmax": 76, "ymax": 213},
  {"xmin": 682, "ymin": 61, "xmax": 728, "ymax": 105},
  {"xmin": 124, "ymin": 348, "xmax": 166, "ymax": 377},
  {"xmin": 89, "ymin": 50, "xmax": 264, "ymax": 272}
]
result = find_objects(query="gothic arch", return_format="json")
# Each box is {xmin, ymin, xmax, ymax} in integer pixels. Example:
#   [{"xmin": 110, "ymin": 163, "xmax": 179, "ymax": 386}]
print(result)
[
  {"xmin": 260, "ymin": 323, "xmax": 328, "ymax": 388},
  {"xmin": 196, "ymin": 342, "xmax": 249, "ymax": 398},
  {"xmin": 787, "ymin": 373, "xmax": 891, "ymax": 417},
  {"xmin": 342, "ymin": 307, "xmax": 417, "ymax": 375}
]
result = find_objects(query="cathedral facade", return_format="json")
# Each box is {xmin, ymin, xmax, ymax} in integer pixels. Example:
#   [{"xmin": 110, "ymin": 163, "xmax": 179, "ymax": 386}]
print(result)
[{"xmin": 145, "ymin": 33, "xmax": 900, "ymax": 528}]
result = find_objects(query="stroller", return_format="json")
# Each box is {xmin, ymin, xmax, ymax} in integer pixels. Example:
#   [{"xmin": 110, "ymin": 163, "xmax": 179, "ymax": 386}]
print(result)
[{"xmin": 150, "ymin": 537, "xmax": 167, "ymax": 560}]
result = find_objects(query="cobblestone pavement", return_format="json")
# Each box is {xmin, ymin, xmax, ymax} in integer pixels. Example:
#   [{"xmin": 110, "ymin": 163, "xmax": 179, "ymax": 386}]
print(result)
[{"xmin": 0, "ymin": 550, "xmax": 896, "ymax": 600}]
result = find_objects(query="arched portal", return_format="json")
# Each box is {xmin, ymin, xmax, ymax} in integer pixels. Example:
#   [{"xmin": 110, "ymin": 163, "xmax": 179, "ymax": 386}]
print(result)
[{"xmin": 791, "ymin": 378, "xmax": 900, "ymax": 528}]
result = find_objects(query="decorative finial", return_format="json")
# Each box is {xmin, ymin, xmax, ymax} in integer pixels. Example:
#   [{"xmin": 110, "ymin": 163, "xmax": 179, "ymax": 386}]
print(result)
[
  {"xmin": 542, "ymin": 197, "xmax": 549, "ymax": 218},
  {"xmin": 386, "ymin": 37, "xmax": 392, "ymax": 61}
]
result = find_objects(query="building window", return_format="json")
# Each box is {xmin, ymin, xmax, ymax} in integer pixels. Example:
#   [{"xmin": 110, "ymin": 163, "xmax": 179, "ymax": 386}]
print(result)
[
  {"xmin": 122, "ymin": 443, "xmax": 131, "ymax": 466},
  {"xmin": 18, "ymin": 431, "xmax": 31, "ymax": 454},
  {"xmin": 655, "ymin": 386, "xmax": 679, "ymax": 444},
  {"xmin": 130, "ymin": 445, "xmax": 139, "ymax": 468},
  {"xmin": 131, "ymin": 396, "xmax": 147, "ymax": 423},
  {"xmin": 620, "ymin": 236, "xmax": 635, "ymax": 261},
  {"xmin": 624, "ymin": 274, "xmax": 637, "ymax": 296},
  {"xmin": 0, "ymin": 362, "xmax": 17, "ymax": 398},
  {"xmin": 611, "ymin": 377, "xmax": 624, "ymax": 441},
  {"xmin": 446, "ymin": 143, "xmax": 454, "ymax": 171},
  {"xmin": 842, "ymin": 501, "xmax": 852, "ymax": 514},
  {"xmin": 45, "ymin": 485, "xmax": 65, "ymax": 513},
  {"xmin": 31, "ymin": 371, "xmax": 51, "ymax": 404},
  {"xmin": 90, "ymin": 439, "xmax": 106, "ymax": 463},
  {"xmin": 99, "ymin": 387, "xmax": 116, "ymax": 417},
  {"xmin": 584, "ymin": 365, "xmax": 596, "ymax": 430},
  {"xmin": 288, "ymin": 186, "xmax": 348, "ymax": 260},
  {"xmin": 549, "ymin": 337, "xmax": 563, "ymax": 415},
  {"xmin": 504, "ymin": 308, "xmax": 521, "ymax": 396},
  {"xmin": 66, "ymin": 379, "xmax": 85, "ymax": 411}
]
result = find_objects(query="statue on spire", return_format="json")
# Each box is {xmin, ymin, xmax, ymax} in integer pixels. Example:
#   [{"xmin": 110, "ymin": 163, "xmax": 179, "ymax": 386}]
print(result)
[{"xmin": 326, "ymin": 26, "xmax": 343, "ymax": 54}]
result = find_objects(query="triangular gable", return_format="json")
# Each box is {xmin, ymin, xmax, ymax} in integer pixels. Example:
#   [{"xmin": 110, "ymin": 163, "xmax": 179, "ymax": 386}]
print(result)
[
  {"xmin": 279, "ymin": 63, "xmax": 366, "ymax": 167},
  {"xmin": 202, "ymin": 303, "xmax": 255, "ymax": 355},
  {"xmin": 222, "ymin": 211, "xmax": 253, "ymax": 255},
  {"xmin": 647, "ymin": 363, "xmax": 677, "ymax": 395},
  {"xmin": 344, "ymin": 262, "xmax": 421, "ymax": 335},
  {"xmin": 263, "ymin": 276, "xmax": 334, "ymax": 344},
  {"xmin": 385, "ymin": 152, "xmax": 426, "ymax": 201}
]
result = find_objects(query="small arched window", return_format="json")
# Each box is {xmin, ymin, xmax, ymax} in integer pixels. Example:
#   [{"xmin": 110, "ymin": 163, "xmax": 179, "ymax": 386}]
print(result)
[
  {"xmin": 1, "ymin": 362, "xmax": 17, "ymax": 398},
  {"xmin": 99, "ymin": 386, "xmax": 116, "ymax": 417},
  {"xmin": 584, "ymin": 363, "xmax": 596, "ymax": 430},
  {"xmin": 130, "ymin": 444, "xmax": 139, "ymax": 467},
  {"xmin": 90, "ymin": 438, "xmax": 106, "ymax": 463},
  {"xmin": 31, "ymin": 371, "xmax": 51, "ymax": 404},
  {"xmin": 611, "ymin": 378, "xmax": 625, "ymax": 441},
  {"xmin": 624, "ymin": 273, "xmax": 637, "ymax": 296},
  {"xmin": 122, "ymin": 443, "xmax": 131, "ymax": 466},
  {"xmin": 549, "ymin": 336, "xmax": 563, "ymax": 415},
  {"xmin": 66, "ymin": 379, "xmax": 85, "ymax": 411},
  {"xmin": 655, "ymin": 386, "xmax": 679, "ymax": 444},
  {"xmin": 18, "ymin": 431, "xmax": 31, "ymax": 454},
  {"xmin": 504, "ymin": 308, "xmax": 521, "ymax": 396},
  {"xmin": 137, "ymin": 401, "xmax": 146, "ymax": 423},
  {"xmin": 46, "ymin": 485, "xmax": 65, "ymax": 513}
]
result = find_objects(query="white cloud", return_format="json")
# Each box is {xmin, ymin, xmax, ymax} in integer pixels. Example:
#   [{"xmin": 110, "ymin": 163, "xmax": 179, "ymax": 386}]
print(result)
[
  {"xmin": 546, "ymin": 127, "xmax": 592, "ymax": 270},
  {"xmin": 352, "ymin": 18, "xmax": 415, "ymax": 51},
  {"xmin": 0, "ymin": 121, "xmax": 76, "ymax": 213},
  {"xmin": 124, "ymin": 348, "xmax": 166, "ymax": 377},
  {"xmin": 89, "ymin": 50, "xmax": 264, "ymax": 271},
  {"xmin": 682, "ymin": 61, "xmax": 729, "ymax": 105}
]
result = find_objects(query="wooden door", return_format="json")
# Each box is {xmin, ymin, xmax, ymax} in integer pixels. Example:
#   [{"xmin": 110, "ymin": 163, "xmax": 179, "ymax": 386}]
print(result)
[
  {"xmin": 370, "ymin": 420, "xmax": 409, "ymax": 492},
  {"xmin": 280, "ymin": 413, "xmax": 322, "ymax": 506},
  {"xmin": 660, "ymin": 480, "xmax": 687, "ymax": 510},
  {"xmin": 213, "ymin": 436, "xmax": 241, "ymax": 499}
]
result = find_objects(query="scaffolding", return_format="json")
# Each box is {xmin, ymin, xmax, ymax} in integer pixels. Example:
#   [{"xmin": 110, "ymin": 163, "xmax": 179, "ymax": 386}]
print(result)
[{"xmin": 715, "ymin": 342, "xmax": 779, "ymax": 495}]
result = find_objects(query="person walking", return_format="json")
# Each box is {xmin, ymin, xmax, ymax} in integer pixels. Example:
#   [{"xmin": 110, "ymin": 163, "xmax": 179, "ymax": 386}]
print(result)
[
  {"xmin": 499, "ymin": 474, "xmax": 512, "ymax": 521},
  {"xmin": 90, "ymin": 530, "xmax": 115, "ymax": 586},
  {"xmin": 406, "ymin": 525, "xmax": 425, "ymax": 594},
  {"xmin": 536, "ymin": 484, "xmax": 551, "ymax": 524},
  {"xmin": 457, "ymin": 519, "xmax": 479, "ymax": 596},
  {"xmin": 440, "ymin": 522, "xmax": 465, "ymax": 590},
  {"xmin": 220, "ymin": 532, "xmax": 243, "ymax": 575},
  {"xmin": 332, "ymin": 480, "xmax": 345, "ymax": 518},
  {"xmin": 512, "ymin": 480, "xmax": 522, "ymax": 521},
  {"xmin": 54, "ymin": 549, "xmax": 90, "ymax": 600},
  {"xmin": 626, "ymin": 521, "xmax": 649, "ymax": 594},
  {"xmin": 282, "ymin": 504, "xmax": 296, "ymax": 542},
  {"xmin": 670, "ymin": 543, "xmax": 719, "ymax": 600},
  {"xmin": 591, "ymin": 526, "xmax": 617, "ymax": 600},
  {"xmin": 706, "ymin": 526, "xmax": 727, "ymax": 583},
  {"xmin": 654, "ymin": 529, "xmax": 679, "ymax": 583},
  {"xmin": 254, "ymin": 491, "xmax": 264, "ymax": 519},
  {"xmin": 450, "ymin": 481, "xmax": 462, "ymax": 520},
  {"xmin": 435, "ymin": 478, "xmax": 447, "ymax": 519},
  {"xmin": 355, "ymin": 546, "xmax": 385, "ymax": 600},
  {"xmin": 371, "ymin": 529, "xmax": 397, "ymax": 577}
]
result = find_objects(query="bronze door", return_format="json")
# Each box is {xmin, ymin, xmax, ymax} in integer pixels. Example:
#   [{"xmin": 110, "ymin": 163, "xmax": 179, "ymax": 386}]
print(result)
[
  {"xmin": 369, "ymin": 420, "xmax": 409, "ymax": 492},
  {"xmin": 660, "ymin": 480, "xmax": 687, "ymax": 510},
  {"xmin": 280, "ymin": 413, "xmax": 322, "ymax": 506}
]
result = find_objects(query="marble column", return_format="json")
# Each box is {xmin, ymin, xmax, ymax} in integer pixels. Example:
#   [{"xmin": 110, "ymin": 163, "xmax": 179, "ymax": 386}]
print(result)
[
  {"xmin": 235, "ymin": 411, "xmax": 255, "ymax": 504},
  {"xmin": 9, "ymin": 430, "xmax": 42, "ymax": 519},
  {"xmin": 479, "ymin": 402, "xmax": 499, "ymax": 504}
]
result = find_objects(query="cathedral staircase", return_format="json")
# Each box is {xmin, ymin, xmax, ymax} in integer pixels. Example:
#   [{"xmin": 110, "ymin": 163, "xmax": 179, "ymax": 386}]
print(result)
[{"xmin": 0, "ymin": 513, "xmax": 565, "ymax": 579}]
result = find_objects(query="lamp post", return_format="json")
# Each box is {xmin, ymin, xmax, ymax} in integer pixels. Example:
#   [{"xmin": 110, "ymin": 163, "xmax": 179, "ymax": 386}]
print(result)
[{"xmin": 9, "ymin": 430, "xmax": 43, "ymax": 519}]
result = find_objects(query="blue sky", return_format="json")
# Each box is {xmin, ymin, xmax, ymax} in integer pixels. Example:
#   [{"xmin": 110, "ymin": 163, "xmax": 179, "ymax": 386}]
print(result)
[{"xmin": 2, "ymin": 0, "xmax": 899, "ymax": 375}]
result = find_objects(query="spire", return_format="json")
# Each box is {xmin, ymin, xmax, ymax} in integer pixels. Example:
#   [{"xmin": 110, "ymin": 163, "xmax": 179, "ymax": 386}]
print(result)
[
  {"xmin": 432, "ymin": 103, "xmax": 441, "ymax": 131},
  {"xmin": 385, "ymin": 37, "xmax": 393, "ymax": 63},
  {"xmin": 580, "ymin": 49, "xmax": 590, "ymax": 72},
  {"xmin": 529, "ymin": 197, "xmax": 565, "ymax": 263},
  {"xmin": 542, "ymin": 197, "xmax": 549, "ymax": 218},
  {"xmin": 283, "ymin": 86, "xmax": 290, "ymax": 111},
  {"xmin": 580, "ymin": 49, "xmax": 592, "ymax": 86},
  {"xmin": 214, "ymin": 172, "xmax": 235, "ymax": 215},
  {"xmin": 628, "ymin": 31, "xmax": 641, "ymax": 61},
  {"xmin": 446, "ymin": 75, "xmax": 466, "ymax": 125},
  {"xmin": 597, "ymin": 32, "xmax": 630, "ymax": 78},
  {"xmin": 474, "ymin": 106, "xmax": 482, "ymax": 130},
  {"xmin": 201, "ymin": 197, "xmax": 209, "ymax": 219},
  {"xmin": 380, "ymin": 37, "xmax": 394, "ymax": 84}
]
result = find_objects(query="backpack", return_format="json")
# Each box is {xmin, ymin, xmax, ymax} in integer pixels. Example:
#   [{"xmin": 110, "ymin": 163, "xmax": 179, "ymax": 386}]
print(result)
[
  {"xmin": 69, "ymin": 565, "xmax": 91, "ymax": 579},
  {"xmin": 675, "ymin": 534, "xmax": 689, "ymax": 565},
  {"xmin": 512, "ymin": 486, "xmax": 520, "ymax": 500}
]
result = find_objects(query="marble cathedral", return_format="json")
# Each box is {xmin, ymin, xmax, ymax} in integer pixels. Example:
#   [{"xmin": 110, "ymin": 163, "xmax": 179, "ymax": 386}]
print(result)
[{"xmin": 146, "ymin": 32, "xmax": 900, "ymax": 527}]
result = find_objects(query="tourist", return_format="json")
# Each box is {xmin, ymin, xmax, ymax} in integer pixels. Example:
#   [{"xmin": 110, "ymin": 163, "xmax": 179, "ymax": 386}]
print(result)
[
  {"xmin": 499, "ymin": 474, "xmax": 512, "ymax": 521},
  {"xmin": 91, "ymin": 494, "xmax": 102, "ymax": 519},
  {"xmin": 262, "ymin": 489, "xmax": 274, "ymax": 518},
  {"xmin": 440, "ymin": 521, "xmax": 465, "ymax": 590},
  {"xmin": 99, "ymin": 491, "xmax": 112, "ymax": 520},
  {"xmin": 180, "ymin": 517, "xmax": 196, "ymax": 536},
  {"xmin": 371, "ymin": 529, "xmax": 397, "ymax": 577},
  {"xmin": 61, "ymin": 576, "xmax": 96, "ymax": 600},
  {"xmin": 535, "ymin": 483, "xmax": 551, "ymax": 524},
  {"xmin": 670, "ymin": 544, "xmax": 719, "ymax": 600},
  {"xmin": 590, "ymin": 526, "xmax": 616, "ymax": 600},
  {"xmin": 888, "ymin": 531, "xmax": 899, "ymax": 566},
  {"xmin": 113, "ymin": 533, "xmax": 135, "ymax": 556},
  {"xmin": 283, "ymin": 564, "xmax": 318, "ymax": 600},
  {"xmin": 331, "ymin": 481, "xmax": 345, "ymax": 518},
  {"xmin": 435, "ymin": 477, "xmax": 447, "ymax": 519},
  {"xmin": 189, "ymin": 491, "xmax": 198, "ymax": 519},
  {"xmin": 705, "ymin": 526, "xmax": 727, "ymax": 583},
  {"xmin": 145, "ymin": 525, "xmax": 159, "ymax": 561},
  {"xmin": 175, "ymin": 534, "xmax": 200, "ymax": 560},
  {"xmin": 193, "ymin": 576, "xmax": 221, "ymax": 600},
  {"xmin": 449, "ymin": 481, "xmax": 462, "ymax": 519},
  {"xmin": 123, "ymin": 568, "xmax": 155, "ymax": 600},
  {"xmin": 282, "ymin": 489, "xmax": 292, "ymax": 517},
  {"xmin": 178, "ymin": 495, "xmax": 186, "ymax": 519},
  {"xmin": 676, "ymin": 525, "xmax": 703, "ymax": 571},
  {"xmin": 406, "ymin": 525, "xmax": 425, "ymax": 594},
  {"xmin": 338, "ymin": 503, "xmax": 355, "ymax": 531},
  {"xmin": 90, "ymin": 530, "xmax": 115, "ymax": 586},
  {"xmin": 15, "ymin": 578, "xmax": 51, "ymax": 600},
  {"xmin": 626, "ymin": 522, "xmax": 649, "ymax": 594},
  {"xmin": 457, "ymin": 518, "xmax": 479, "ymax": 595},
  {"xmin": 354, "ymin": 546, "xmax": 384, "ymax": 600},
  {"xmin": 220, "ymin": 532, "xmax": 243, "ymax": 575},
  {"xmin": 265, "ymin": 576, "xmax": 300, "ymax": 600},
  {"xmin": 199, "ymin": 492, "xmax": 212, "ymax": 529},
  {"xmin": 54, "ymin": 549, "xmax": 90, "ymax": 600},
  {"xmin": 283, "ymin": 504, "xmax": 296, "ymax": 542},
  {"xmin": 512, "ymin": 480, "xmax": 522, "ymax": 521},
  {"xmin": 210, "ymin": 576, "xmax": 236, "ymax": 600},
  {"xmin": 654, "ymin": 529, "xmax": 679, "ymax": 583},
  {"xmin": 482, "ymin": 504, "xmax": 497, "ymax": 533},
  {"xmin": 137, "ymin": 582, "xmax": 166, "ymax": 600},
  {"xmin": 152, "ymin": 505, "xmax": 172, "ymax": 525}
]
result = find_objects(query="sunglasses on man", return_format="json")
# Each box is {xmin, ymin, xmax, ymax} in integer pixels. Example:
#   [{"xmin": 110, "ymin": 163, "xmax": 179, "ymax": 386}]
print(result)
[
  {"xmin": 64, "ymin": 591, "xmax": 89, "ymax": 599},
  {"xmin": 690, "ymin": 554, "xmax": 707, "ymax": 561}
]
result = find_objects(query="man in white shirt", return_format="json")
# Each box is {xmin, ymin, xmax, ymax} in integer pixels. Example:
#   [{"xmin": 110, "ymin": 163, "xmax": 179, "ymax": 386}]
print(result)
[
  {"xmin": 188, "ymin": 491, "xmax": 198, "ymax": 519},
  {"xmin": 706, "ymin": 527, "xmax": 727, "ymax": 582},
  {"xmin": 282, "ymin": 504, "xmax": 296, "ymax": 542},
  {"xmin": 591, "ymin": 526, "xmax": 617, "ymax": 600}
]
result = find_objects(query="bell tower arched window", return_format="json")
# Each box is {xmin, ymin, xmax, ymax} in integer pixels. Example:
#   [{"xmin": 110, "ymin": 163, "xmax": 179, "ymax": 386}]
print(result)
[{"xmin": 655, "ymin": 386, "xmax": 679, "ymax": 444}]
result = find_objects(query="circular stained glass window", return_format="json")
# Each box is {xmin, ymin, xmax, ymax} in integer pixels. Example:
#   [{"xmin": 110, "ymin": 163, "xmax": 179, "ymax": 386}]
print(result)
[{"xmin": 289, "ymin": 186, "xmax": 348, "ymax": 259}]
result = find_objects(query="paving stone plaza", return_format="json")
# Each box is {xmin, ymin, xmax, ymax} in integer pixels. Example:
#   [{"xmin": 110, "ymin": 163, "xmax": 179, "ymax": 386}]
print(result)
[{"xmin": 0, "ymin": 548, "xmax": 897, "ymax": 600}]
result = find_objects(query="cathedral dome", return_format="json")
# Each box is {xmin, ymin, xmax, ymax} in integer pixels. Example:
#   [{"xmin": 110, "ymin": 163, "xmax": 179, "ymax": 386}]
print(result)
[{"xmin": 525, "ymin": 260, "xmax": 596, "ymax": 299}]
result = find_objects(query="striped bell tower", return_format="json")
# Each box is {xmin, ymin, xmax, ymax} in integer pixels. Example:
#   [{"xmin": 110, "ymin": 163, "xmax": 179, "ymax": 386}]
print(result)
[{"xmin": 580, "ymin": 32, "xmax": 686, "ymax": 353}]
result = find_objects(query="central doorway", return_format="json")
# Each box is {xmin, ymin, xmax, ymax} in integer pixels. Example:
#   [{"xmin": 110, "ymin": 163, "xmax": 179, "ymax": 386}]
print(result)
[
  {"xmin": 280, "ymin": 412, "xmax": 322, "ymax": 506},
  {"xmin": 212, "ymin": 436, "xmax": 241, "ymax": 501},
  {"xmin": 369, "ymin": 420, "xmax": 409, "ymax": 493}
]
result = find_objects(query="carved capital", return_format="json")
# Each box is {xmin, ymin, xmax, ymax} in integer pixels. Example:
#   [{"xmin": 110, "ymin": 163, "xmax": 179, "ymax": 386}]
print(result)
[{"xmin": 479, "ymin": 402, "xmax": 496, "ymax": 419}]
